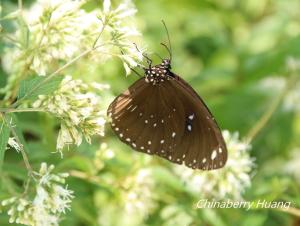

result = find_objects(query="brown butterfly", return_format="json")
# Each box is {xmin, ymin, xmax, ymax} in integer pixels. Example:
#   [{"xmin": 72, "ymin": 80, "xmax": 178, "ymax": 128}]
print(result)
[{"xmin": 107, "ymin": 22, "xmax": 227, "ymax": 170}]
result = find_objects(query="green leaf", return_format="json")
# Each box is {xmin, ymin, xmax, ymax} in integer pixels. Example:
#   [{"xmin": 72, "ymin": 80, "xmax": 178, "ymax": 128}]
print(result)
[
  {"xmin": 0, "ymin": 118, "xmax": 10, "ymax": 172},
  {"xmin": 18, "ymin": 76, "xmax": 63, "ymax": 101}
]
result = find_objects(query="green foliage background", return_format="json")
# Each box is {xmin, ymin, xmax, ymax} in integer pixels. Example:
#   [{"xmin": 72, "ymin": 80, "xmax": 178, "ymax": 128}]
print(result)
[{"xmin": 1, "ymin": 0, "xmax": 300, "ymax": 225}]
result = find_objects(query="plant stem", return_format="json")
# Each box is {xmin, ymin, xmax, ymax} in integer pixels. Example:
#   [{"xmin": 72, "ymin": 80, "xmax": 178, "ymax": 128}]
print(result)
[
  {"xmin": 18, "ymin": 0, "xmax": 23, "ymax": 11},
  {"xmin": 92, "ymin": 20, "xmax": 107, "ymax": 48},
  {"xmin": 245, "ymin": 75, "xmax": 299, "ymax": 143},
  {"xmin": 2, "ymin": 113, "xmax": 33, "ymax": 176},
  {"xmin": 0, "ymin": 108, "xmax": 44, "ymax": 113},
  {"xmin": 277, "ymin": 206, "xmax": 300, "ymax": 218}
]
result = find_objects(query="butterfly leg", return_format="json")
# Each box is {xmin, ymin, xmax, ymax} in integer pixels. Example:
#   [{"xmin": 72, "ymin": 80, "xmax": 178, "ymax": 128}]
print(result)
[{"xmin": 133, "ymin": 43, "xmax": 152, "ymax": 68}]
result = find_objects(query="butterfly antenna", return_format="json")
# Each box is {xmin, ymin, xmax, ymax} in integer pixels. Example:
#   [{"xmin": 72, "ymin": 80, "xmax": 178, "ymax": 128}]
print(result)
[{"xmin": 161, "ymin": 20, "xmax": 172, "ymax": 61}]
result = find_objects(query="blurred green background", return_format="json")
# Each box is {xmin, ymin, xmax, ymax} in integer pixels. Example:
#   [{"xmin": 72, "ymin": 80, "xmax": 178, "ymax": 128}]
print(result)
[{"xmin": 1, "ymin": 0, "xmax": 300, "ymax": 225}]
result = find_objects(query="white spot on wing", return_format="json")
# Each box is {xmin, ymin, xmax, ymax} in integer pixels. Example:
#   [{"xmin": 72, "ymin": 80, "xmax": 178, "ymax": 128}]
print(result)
[
  {"xmin": 211, "ymin": 150, "xmax": 217, "ymax": 160},
  {"xmin": 148, "ymin": 141, "xmax": 151, "ymax": 145},
  {"xmin": 187, "ymin": 125, "xmax": 192, "ymax": 131},
  {"xmin": 130, "ymin": 105, "xmax": 138, "ymax": 112},
  {"xmin": 188, "ymin": 114, "xmax": 195, "ymax": 120},
  {"xmin": 160, "ymin": 140, "xmax": 164, "ymax": 144},
  {"xmin": 172, "ymin": 132, "xmax": 176, "ymax": 138},
  {"xmin": 202, "ymin": 158, "xmax": 207, "ymax": 163}
]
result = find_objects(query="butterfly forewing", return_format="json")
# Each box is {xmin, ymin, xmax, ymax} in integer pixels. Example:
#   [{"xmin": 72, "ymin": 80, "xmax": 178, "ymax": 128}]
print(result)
[{"xmin": 108, "ymin": 74, "xmax": 227, "ymax": 170}]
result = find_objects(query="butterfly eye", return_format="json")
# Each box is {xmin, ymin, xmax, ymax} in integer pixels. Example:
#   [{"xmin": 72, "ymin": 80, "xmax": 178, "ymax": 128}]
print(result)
[
  {"xmin": 162, "ymin": 59, "xmax": 171, "ymax": 69},
  {"xmin": 163, "ymin": 59, "xmax": 169, "ymax": 64}
]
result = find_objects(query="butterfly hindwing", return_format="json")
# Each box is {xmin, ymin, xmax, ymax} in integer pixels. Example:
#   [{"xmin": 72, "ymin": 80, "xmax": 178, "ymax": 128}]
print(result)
[{"xmin": 167, "ymin": 75, "xmax": 227, "ymax": 169}]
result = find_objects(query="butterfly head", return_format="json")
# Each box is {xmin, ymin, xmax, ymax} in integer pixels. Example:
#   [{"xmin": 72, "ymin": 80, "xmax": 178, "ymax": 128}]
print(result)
[{"xmin": 161, "ymin": 59, "xmax": 171, "ymax": 69}]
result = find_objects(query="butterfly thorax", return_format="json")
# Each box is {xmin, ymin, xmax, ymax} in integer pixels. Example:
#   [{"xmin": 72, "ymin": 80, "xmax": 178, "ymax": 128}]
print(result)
[{"xmin": 144, "ymin": 59, "xmax": 174, "ymax": 85}]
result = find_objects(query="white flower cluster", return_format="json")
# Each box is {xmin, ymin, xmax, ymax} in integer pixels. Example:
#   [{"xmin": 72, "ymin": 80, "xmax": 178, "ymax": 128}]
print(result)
[
  {"xmin": 258, "ymin": 76, "xmax": 286, "ymax": 92},
  {"xmin": 122, "ymin": 169, "xmax": 156, "ymax": 218},
  {"xmin": 160, "ymin": 205, "xmax": 194, "ymax": 226},
  {"xmin": 283, "ymin": 81, "xmax": 300, "ymax": 112},
  {"xmin": 97, "ymin": 168, "xmax": 156, "ymax": 226},
  {"xmin": 174, "ymin": 130, "xmax": 255, "ymax": 200},
  {"xmin": 93, "ymin": 143, "xmax": 115, "ymax": 171},
  {"xmin": 2, "ymin": 0, "xmax": 143, "ymax": 98},
  {"xmin": 98, "ymin": 0, "xmax": 144, "ymax": 75},
  {"xmin": 286, "ymin": 56, "xmax": 300, "ymax": 72},
  {"xmin": 1, "ymin": 163, "xmax": 74, "ymax": 226},
  {"xmin": 258, "ymin": 75, "xmax": 300, "ymax": 112},
  {"xmin": 33, "ymin": 75, "xmax": 109, "ymax": 151},
  {"xmin": 3, "ymin": 0, "xmax": 89, "ymax": 76},
  {"xmin": 284, "ymin": 148, "xmax": 300, "ymax": 184},
  {"xmin": 284, "ymin": 57, "xmax": 300, "ymax": 112}
]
